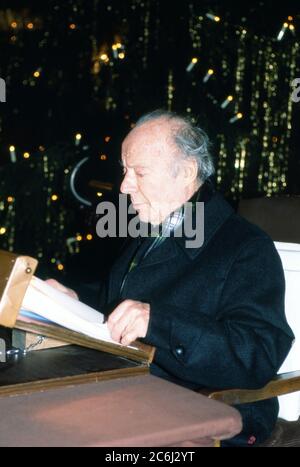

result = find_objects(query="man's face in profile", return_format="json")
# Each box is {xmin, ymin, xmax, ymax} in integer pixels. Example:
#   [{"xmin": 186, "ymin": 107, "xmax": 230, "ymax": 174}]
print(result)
[{"xmin": 120, "ymin": 119, "xmax": 186, "ymax": 226}]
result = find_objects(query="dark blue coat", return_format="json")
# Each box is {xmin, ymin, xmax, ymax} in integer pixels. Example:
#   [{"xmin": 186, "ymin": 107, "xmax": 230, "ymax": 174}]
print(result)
[{"xmin": 104, "ymin": 183, "xmax": 294, "ymax": 446}]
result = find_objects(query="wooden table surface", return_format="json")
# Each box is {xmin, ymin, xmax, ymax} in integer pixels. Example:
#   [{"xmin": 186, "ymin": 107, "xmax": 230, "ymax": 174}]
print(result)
[{"xmin": 0, "ymin": 371, "xmax": 242, "ymax": 447}]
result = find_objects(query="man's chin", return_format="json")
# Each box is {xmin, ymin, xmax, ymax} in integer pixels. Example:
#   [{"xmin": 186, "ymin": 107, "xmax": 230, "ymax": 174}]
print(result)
[
  {"xmin": 132, "ymin": 204, "xmax": 166, "ymax": 226},
  {"xmin": 137, "ymin": 211, "xmax": 160, "ymax": 226},
  {"xmin": 141, "ymin": 218, "xmax": 162, "ymax": 228},
  {"xmin": 138, "ymin": 213, "xmax": 153, "ymax": 224}
]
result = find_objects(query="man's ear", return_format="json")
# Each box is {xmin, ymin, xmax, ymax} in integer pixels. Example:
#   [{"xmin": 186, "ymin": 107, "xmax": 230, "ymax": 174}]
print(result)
[{"xmin": 182, "ymin": 159, "xmax": 198, "ymax": 185}]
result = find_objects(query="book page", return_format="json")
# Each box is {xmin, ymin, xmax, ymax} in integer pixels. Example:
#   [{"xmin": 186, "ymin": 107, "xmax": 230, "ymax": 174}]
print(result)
[{"xmin": 20, "ymin": 276, "xmax": 119, "ymax": 345}]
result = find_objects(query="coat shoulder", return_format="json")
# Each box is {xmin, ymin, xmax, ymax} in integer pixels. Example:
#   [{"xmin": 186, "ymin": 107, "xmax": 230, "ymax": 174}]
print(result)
[{"xmin": 220, "ymin": 210, "xmax": 275, "ymax": 251}]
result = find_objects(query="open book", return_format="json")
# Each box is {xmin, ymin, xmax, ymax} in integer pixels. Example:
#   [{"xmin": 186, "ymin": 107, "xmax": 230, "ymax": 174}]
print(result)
[
  {"xmin": 20, "ymin": 276, "xmax": 118, "ymax": 345},
  {"xmin": 18, "ymin": 276, "xmax": 155, "ymax": 362},
  {"xmin": 0, "ymin": 249, "xmax": 154, "ymax": 368}
]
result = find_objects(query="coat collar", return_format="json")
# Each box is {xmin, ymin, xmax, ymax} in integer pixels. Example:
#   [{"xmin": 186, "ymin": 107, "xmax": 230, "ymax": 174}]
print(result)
[
  {"xmin": 174, "ymin": 188, "xmax": 234, "ymax": 260},
  {"xmin": 136, "ymin": 181, "xmax": 234, "ymax": 267}
]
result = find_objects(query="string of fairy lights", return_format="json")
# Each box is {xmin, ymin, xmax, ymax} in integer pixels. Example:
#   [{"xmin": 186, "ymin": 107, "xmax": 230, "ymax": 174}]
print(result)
[
  {"xmin": 183, "ymin": 8, "xmax": 300, "ymax": 199},
  {"xmin": 0, "ymin": 1, "xmax": 299, "ymax": 275}
]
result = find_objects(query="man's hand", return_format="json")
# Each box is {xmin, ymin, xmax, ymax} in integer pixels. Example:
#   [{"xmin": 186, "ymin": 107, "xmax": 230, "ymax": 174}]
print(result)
[
  {"xmin": 107, "ymin": 299, "xmax": 150, "ymax": 346},
  {"xmin": 45, "ymin": 279, "xmax": 79, "ymax": 300}
]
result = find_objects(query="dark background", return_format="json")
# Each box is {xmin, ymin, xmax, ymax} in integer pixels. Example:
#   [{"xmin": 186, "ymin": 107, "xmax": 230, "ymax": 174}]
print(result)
[{"xmin": 0, "ymin": 0, "xmax": 299, "ymax": 286}]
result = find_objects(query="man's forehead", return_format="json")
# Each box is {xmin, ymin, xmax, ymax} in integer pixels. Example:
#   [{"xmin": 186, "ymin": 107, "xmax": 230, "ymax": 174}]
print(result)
[
  {"xmin": 124, "ymin": 119, "xmax": 173, "ymax": 143},
  {"xmin": 122, "ymin": 123, "xmax": 175, "ymax": 157},
  {"xmin": 122, "ymin": 137, "xmax": 163, "ymax": 162}
]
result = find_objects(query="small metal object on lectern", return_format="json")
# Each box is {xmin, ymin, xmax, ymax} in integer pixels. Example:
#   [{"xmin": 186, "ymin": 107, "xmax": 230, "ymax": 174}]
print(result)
[{"xmin": 0, "ymin": 338, "xmax": 6, "ymax": 363}]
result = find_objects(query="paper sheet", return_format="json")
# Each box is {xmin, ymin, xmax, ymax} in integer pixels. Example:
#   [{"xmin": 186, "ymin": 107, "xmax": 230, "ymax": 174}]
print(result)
[{"xmin": 21, "ymin": 276, "xmax": 118, "ymax": 345}]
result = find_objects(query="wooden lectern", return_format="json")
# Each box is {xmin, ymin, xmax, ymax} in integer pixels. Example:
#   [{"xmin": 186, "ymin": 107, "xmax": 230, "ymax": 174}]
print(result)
[{"xmin": 0, "ymin": 249, "xmax": 154, "ymax": 396}]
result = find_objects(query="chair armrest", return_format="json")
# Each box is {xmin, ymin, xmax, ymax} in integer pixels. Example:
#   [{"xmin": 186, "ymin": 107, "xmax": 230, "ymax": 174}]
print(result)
[{"xmin": 204, "ymin": 370, "xmax": 300, "ymax": 405}]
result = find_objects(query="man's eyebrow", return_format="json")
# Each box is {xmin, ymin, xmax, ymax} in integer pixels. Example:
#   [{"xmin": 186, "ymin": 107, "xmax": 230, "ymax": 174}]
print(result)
[{"xmin": 119, "ymin": 160, "xmax": 149, "ymax": 169}]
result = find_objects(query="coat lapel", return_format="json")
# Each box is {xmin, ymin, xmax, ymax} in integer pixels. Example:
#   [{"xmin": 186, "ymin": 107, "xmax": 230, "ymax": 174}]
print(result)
[
  {"xmin": 136, "ymin": 188, "xmax": 235, "ymax": 267},
  {"xmin": 175, "ymin": 191, "xmax": 234, "ymax": 261}
]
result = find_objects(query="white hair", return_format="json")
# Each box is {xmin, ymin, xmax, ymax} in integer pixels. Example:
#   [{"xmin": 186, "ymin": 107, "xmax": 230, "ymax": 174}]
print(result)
[{"xmin": 135, "ymin": 110, "xmax": 214, "ymax": 183}]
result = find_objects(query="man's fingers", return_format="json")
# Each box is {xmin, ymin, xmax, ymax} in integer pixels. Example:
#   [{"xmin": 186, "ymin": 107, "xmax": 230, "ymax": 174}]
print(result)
[
  {"xmin": 108, "ymin": 301, "xmax": 150, "ymax": 345},
  {"xmin": 46, "ymin": 278, "xmax": 69, "ymax": 293},
  {"xmin": 45, "ymin": 279, "xmax": 62, "ymax": 289},
  {"xmin": 107, "ymin": 300, "xmax": 133, "ymax": 325},
  {"xmin": 120, "ymin": 314, "xmax": 148, "ymax": 346},
  {"xmin": 109, "ymin": 307, "xmax": 136, "ymax": 343},
  {"xmin": 45, "ymin": 279, "xmax": 79, "ymax": 300},
  {"xmin": 120, "ymin": 329, "xmax": 138, "ymax": 347}
]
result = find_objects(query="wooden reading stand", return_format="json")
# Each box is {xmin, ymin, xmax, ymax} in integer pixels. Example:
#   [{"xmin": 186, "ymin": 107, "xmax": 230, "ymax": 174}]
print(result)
[{"xmin": 0, "ymin": 249, "xmax": 154, "ymax": 396}]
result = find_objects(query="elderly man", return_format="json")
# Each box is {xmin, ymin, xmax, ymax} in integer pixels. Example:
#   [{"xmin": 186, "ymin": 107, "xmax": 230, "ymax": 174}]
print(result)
[{"xmin": 51, "ymin": 110, "xmax": 293, "ymax": 446}]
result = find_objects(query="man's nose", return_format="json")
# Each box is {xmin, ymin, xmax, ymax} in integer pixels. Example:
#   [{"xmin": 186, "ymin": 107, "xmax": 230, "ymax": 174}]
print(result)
[{"xmin": 120, "ymin": 172, "xmax": 137, "ymax": 194}]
